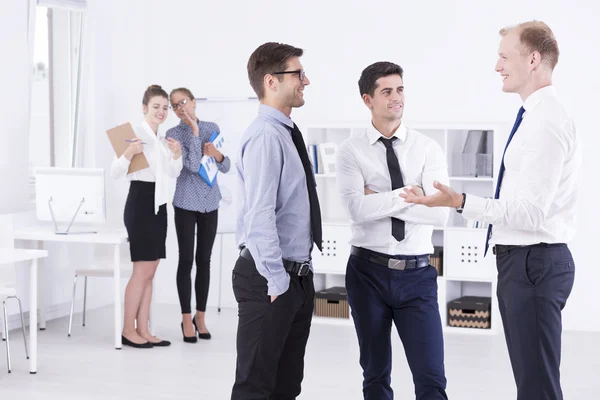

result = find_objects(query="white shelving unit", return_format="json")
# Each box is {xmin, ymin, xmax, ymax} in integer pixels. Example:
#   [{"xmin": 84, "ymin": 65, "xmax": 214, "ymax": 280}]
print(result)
[{"xmin": 304, "ymin": 122, "xmax": 507, "ymax": 334}]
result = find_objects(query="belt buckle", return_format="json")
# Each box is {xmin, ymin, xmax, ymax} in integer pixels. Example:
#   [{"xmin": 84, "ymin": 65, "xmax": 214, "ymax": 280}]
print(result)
[
  {"xmin": 387, "ymin": 259, "xmax": 406, "ymax": 271},
  {"xmin": 297, "ymin": 262, "xmax": 310, "ymax": 276}
]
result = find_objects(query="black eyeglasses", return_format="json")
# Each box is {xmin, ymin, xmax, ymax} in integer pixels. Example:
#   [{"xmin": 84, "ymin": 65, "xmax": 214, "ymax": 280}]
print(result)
[
  {"xmin": 271, "ymin": 69, "xmax": 306, "ymax": 82},
  {"xmin": 170, "ymin": 98, "xmax": 187, "ymax": 110}
]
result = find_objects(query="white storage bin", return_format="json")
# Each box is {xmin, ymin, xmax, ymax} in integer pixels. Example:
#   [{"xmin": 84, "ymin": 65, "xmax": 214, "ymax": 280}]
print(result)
[
  {"xmin": 444, "ymin": 229, "xmax": 495, "ymax": 281},
  {"xmin": 311, "ymin": 225, "xmax": 352, "ymax": 275}
]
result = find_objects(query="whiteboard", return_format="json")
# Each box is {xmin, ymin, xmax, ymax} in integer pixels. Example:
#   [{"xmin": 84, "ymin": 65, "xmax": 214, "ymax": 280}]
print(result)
[{"xmin": 195, "ymin": 98, "xmax": 260, "ymax": 233}]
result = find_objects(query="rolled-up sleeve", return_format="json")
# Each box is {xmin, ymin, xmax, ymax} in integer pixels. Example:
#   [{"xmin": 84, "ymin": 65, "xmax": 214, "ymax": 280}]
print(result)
[
  {"xmin": 241, "ymin": 131, "xmax": 289, "ymax": 296},
  {"xmin": 217, "ymin": 156, "xmax": 231, "ymax": 173}
]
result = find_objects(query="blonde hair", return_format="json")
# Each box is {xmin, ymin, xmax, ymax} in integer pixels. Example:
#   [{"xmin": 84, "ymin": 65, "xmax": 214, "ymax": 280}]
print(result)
[{"xmin": 500, "ymin": 21, "xmax": 559, "ymax": 70}]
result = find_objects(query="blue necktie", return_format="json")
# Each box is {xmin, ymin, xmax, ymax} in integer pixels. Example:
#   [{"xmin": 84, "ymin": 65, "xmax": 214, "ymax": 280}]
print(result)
[{"xmin": 484, "ymin": 106, "xmax": 525, "ymax": 255}]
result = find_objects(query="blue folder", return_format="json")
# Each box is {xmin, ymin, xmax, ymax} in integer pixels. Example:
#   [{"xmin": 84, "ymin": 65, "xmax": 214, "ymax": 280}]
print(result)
[{"xmin": 198, "ymin": 131, "xmax": 221, "ymax": 187}]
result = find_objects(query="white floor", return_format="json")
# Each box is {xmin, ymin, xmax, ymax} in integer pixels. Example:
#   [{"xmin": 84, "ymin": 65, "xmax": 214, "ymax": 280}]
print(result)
[{"xmin": 0, "ymin": 305, "xmax": 598, "ymax": 399}]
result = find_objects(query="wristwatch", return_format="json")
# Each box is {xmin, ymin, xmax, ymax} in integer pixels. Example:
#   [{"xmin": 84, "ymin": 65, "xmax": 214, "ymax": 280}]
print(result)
[{"xmin": 456, "ymin": 193, "xmax": 466, "ymax": 214}]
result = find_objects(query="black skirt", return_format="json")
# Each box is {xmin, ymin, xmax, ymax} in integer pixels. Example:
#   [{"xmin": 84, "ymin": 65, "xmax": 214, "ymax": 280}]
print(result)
[{"xmin": 124, "ymin": 181, "xmax": 167, "ymax": 262}]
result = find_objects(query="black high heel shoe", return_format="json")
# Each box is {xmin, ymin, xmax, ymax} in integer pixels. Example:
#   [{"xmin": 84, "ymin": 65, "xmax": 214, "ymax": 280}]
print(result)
[
  {"xmin": 192, "ymin": 316, "xmax": 212, "ymax": 340},
  {"xmin": 121, "ymin": 335, "xmax": 153, "ymax": 349},
  {"xmin": 181, "ymin": 322, "xmax": 198, "ymax": 343}
]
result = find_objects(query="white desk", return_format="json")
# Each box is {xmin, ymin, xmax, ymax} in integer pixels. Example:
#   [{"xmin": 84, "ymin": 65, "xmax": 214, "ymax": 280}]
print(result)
[
  {"xmin": 13, "ymin": 226, "xmax": 128, "ymax": 350},
  {"xmin": 216, "ymin": 230, "xmax": 235, "ymax": 313},
  {"xmin": 0, "ymin": 248, "xmax": 48, "ymax": 374}
]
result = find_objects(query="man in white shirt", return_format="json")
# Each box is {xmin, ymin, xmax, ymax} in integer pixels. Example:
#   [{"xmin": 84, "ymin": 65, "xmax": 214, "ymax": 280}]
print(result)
[
  {"xmin": 402, "ymin": 21, "xmax": 581, "ymax": 400},
  {"xmin": 336, "ymin": 61, "xmax": 450, "ymax": 400}
]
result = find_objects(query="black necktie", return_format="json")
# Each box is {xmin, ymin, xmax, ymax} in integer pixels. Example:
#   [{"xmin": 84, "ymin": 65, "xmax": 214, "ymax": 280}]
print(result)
[
  {"xmin": 484, "ymin": 106, "xmax": 526, "ymax": 256},
  {"xmin": 379, "ymin": 137, "xmax": 405, "ymax": 242},
  {"xmin": 290, "ymin": 124, "xmax": 323, "ymax": 252}
]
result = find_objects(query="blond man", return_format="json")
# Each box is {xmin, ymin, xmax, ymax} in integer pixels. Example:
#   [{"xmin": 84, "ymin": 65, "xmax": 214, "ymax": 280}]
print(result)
[{"xmin": 403, "ymin": 21, "xmax": 581, "ymax": 400}]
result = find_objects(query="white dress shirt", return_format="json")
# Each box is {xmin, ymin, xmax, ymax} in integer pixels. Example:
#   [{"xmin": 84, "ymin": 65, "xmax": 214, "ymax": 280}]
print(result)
[
  {"xmin": 337, "ymin": 123, "xmax": 450, "ymax": 256},
  {"xmin": 110, "ymin": 121, "xmax": 183, "ymax": 214},
  {"xmin": 463, "ymin": 86, "xmax": 581, "ymax": 246}
]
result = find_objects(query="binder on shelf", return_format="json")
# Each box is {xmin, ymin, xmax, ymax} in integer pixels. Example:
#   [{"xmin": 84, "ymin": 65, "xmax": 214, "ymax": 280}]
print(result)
[
  {"xmin": 460, "ymin": 130, "xmax": 493, "ymax": 177},
  {"xmin": 318, "ymin": 143, "xmax": 338, "ymax": 174},
  {"xmin": 466, "ymin": 219, "xmax": 489, "ymax": 229},
  {"xmin": 198, "ymin": 131, "xmax": 225, "ymax": 187},
  {"xmin": 308, "ymin": 144, "xmax": 318, "ymax": 174}
]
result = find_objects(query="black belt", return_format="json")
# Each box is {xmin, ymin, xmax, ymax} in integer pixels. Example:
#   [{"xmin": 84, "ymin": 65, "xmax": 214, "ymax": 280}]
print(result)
[
  {"xmin": 350, "ymin": 246, "xmax": 430, "ymax": 270},
  {"xmin": 493, "ymin": 242, "xmax": 565, "ymax": 255},
  {"xmin": 239, "ymin": 247, "xmax": 310, "ymax": 277}
]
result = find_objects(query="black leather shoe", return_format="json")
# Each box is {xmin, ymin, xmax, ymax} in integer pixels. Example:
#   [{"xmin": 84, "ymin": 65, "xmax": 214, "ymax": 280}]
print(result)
[
  {"xmin": 193, "ymin": 317, "xmax": 212, "ymax": 340},
  {"xmin": 121, "ymin": 335, "xmax": 153, "ymax": 349},
  {"xmin": 181, "ymin": 322, "xmax": 197, "ymax": 343},
  {"xmin": 151, "ymin": 339, "xmax": 171, "ymax": 347}
]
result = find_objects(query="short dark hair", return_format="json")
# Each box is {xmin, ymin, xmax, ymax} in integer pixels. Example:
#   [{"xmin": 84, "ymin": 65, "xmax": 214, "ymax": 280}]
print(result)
[
  {"xmin": 247, "ymin": 42, "xmax": 303, "ymax": 99},
  {"xmin": 358, "ymin": 62, "xmax": 404, "ymax": 97},
  {"xmin": 142, "ymin": 85, "xmax": 168, "ymax": 105},
  {"xmin": 169, "ymin": 87, "xmax": 195, "ymax": 102}
]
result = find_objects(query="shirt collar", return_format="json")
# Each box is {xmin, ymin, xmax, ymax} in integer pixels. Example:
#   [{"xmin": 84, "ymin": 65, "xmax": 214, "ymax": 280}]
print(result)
[
  {"xmin": 523, "ymin": 85, "xmax": 556, "ymax": 113},
  {"xmin": 141, "ymin": 120, "xmax": 164, "ymax": 140},
  {"xmin": 367, "ymin": 122, "xmax": 407, "ymax": 145},
  {"xmin": 258, "ymin": 104, "xmax": 295, "ymax": 130}
]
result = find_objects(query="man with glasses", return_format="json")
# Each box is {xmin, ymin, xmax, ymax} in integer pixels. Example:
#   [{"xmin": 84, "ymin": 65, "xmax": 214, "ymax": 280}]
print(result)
[{"xmin": 231, "ymin": 42, "xmax": 320, "ymax": 400}]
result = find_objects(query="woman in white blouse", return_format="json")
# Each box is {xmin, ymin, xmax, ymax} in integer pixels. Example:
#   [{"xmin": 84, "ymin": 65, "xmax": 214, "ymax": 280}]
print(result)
[{"xmin": 110, "ymin": 85, "xmax": 182, "ymax": 348}]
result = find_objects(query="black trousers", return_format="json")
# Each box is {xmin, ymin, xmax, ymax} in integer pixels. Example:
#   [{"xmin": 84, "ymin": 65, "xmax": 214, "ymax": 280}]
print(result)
[
  {"xmin": 496, "ymin": 243, "xmax": 575, "ymax": 400},
  {"xmin": 346, "ymin": 253, "xmax": 448, "ymax": 400},
  {"xmin": 231, "ymin": 256, "xmax": 314, "ymax": 400},
  {"xmin": 173, "ymin": 206, "xmax": 218, "ymax": 314}
]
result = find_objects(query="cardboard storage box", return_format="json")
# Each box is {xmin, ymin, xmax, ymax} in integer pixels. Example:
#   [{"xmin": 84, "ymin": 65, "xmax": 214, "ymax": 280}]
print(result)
[
  {"xmin": 314, "ymin": 286, "xmax": 349, "ymax": 319},
  {"xmin": 447, "ymin": 296, "xmax": 491, "ymax": 329}
]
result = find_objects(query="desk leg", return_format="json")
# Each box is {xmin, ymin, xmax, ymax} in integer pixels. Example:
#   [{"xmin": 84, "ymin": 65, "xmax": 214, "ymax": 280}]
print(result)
[
  {"xmin": 29, "ymin": 258, "xmax": 38, "ymax": 374},
  {"xmin": 217, "ymin": 234, "xmax": 224, "ymax": 314},
  {"xmin": 36, "ymin": 241, "xmax": 46, "ymax": 331},
  {"xmin": 113, "ymin": 244, "xmax": 122, "ymax": 350}
]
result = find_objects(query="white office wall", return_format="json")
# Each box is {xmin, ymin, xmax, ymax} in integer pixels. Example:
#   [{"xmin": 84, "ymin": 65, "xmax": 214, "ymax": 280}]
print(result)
[
  {"xmin": 0, "ymin": 1, "xmax": 31, "ymax": 214},
  {"xmin": 49, "ymin": 0, "xmax": 600, "ymax": 330}
]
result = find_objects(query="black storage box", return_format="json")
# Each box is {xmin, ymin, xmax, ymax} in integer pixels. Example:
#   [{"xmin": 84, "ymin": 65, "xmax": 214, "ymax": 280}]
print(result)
[
  {"xmin": 314, "ymin": 286, "xmax": 349, "ymax": 319},
  {"xmin": 447, "ymin": 296, "xmax": 491, "ymax": 329}
]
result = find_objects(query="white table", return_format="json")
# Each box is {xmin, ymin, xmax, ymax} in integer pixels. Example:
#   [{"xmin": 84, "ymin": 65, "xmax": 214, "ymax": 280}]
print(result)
[
  {"xmin": 216, "ymin": 230, "xmax": 235, "ymax": 313},
  {"xmin": 0, "ymin": 248, "xmax": 48, "ymax": 374},
  {"xmin": 13, "ymin": 226, "xmax": 128, "ymax": 350}
]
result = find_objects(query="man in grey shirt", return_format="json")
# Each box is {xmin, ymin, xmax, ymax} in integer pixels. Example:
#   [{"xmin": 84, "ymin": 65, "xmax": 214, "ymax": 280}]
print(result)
[{"xmin": 231, "ymin": 42, "xmax": 322, "ymax": 400}]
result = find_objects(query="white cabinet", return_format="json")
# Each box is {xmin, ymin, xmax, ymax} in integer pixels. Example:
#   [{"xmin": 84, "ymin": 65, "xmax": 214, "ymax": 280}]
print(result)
[{"xmin": 444, "ymin": 228, "xmax": 495, "ymax": 282}]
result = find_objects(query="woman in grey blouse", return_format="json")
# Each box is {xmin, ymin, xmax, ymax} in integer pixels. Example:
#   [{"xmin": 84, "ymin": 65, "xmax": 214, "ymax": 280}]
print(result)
[{"xmin": 166, "ymin": 88, "xmax": 230, "ymax": 342}]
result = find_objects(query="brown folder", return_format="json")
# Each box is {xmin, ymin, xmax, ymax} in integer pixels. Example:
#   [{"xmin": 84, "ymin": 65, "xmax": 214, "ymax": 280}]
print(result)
[{"xmin": 106, "ymin": 122, "xmax": 149, "ymax": 174}]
